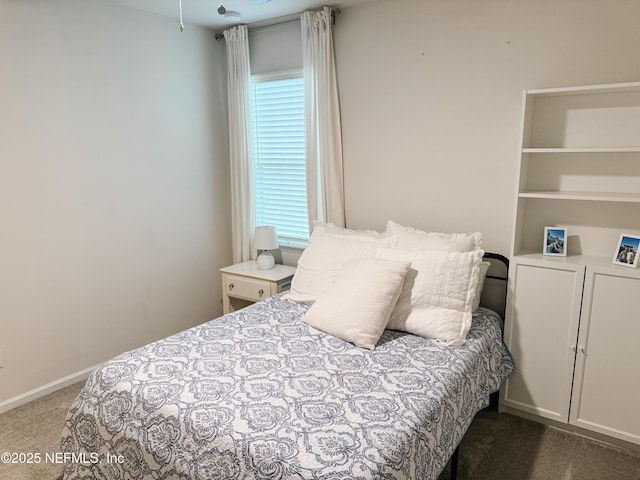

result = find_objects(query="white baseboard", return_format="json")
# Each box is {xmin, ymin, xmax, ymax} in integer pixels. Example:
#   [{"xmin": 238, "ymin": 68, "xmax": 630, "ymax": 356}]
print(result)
[
  {"xmin": 0, "ymin": 365, "xmax": 99, "ymax": 414},
  {"xmin": 500, "ymin": 404, "xmax": 640, "ymax": 454}
]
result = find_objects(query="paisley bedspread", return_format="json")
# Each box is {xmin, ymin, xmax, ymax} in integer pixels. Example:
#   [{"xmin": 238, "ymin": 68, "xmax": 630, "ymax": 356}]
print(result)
[{"xmin": 61, "ymin": 294, "xmax": 514, "ymax": 480}]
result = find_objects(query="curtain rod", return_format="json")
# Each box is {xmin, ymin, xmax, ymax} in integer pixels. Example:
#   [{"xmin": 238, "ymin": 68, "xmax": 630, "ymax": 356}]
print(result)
[{"xmin": 215, "ymin": 7, "xmax": 340, "ymax": 41}]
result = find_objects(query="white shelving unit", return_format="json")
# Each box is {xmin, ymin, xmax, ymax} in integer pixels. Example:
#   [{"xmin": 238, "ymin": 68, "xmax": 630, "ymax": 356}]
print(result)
[
  {"xmin": 501, "ymin": 81, "xmax": 640, "ymax": 448},
  {"xmin": 510, "ymin": 81, "xmax": 640, "ymax": 262}
]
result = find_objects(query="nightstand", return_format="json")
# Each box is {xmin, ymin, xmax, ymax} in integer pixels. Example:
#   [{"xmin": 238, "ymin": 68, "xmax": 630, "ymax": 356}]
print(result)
[{"xmin": 220, "ymin": 261, "xmax": 297, "ymax": 314}]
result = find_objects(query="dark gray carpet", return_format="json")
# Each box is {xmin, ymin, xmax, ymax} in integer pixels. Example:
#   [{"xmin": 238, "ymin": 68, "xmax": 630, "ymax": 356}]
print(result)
[
  {"xmin": 1, "ymin": 382, "xmax": 639, "ymax": 479},
  {"xmin": 438, "ymin": 406, "xmax": 640, "ymax": 479}
]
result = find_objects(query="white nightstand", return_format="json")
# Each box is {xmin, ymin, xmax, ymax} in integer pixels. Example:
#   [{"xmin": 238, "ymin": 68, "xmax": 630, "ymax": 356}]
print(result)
[{"xmin": 220, "ymin": 261, "xmax": 297, "ymax": 314}]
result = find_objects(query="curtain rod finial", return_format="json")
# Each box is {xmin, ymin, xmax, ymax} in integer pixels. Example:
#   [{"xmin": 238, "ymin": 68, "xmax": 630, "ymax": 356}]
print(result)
[{"xmin": 330, "ymin": 6, "xmax": 340, "ymax": 25}]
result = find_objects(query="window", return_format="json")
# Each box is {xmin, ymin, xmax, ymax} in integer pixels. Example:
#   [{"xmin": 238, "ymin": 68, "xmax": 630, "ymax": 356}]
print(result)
[{"xmin": 250, "ymin": 72, "xmax": 309, "ymax": 246}]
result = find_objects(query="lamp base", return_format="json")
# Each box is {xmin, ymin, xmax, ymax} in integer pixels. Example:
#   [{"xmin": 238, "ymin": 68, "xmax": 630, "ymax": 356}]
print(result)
[{"xmin": 256, "ymin": 251, "xmax": 275, "ymax": 270}]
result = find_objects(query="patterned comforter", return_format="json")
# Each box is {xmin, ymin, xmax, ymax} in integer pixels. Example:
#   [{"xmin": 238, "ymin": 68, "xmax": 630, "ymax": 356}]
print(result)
[{"xmin": 61, "ymin": 294, "xmax": 514, "ymax": 480}]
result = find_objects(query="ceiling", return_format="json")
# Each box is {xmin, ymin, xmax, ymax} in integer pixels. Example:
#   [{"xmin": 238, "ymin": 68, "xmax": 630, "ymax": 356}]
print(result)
[{"xmin": 108, "ymin": 0, "xmax": 375, "ymax": 30}]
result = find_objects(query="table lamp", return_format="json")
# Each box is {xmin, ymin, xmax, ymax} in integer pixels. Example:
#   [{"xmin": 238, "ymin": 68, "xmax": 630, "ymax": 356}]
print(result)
[{"xmin": 254, "ymin": 226, "xmax": 278, "ymax": 269}]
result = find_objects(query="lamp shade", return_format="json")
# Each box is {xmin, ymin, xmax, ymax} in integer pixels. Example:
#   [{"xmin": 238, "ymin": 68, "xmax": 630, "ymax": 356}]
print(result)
[{"xmin": 254, "ymin": 226, "xmax": 278, "ymax": 251}]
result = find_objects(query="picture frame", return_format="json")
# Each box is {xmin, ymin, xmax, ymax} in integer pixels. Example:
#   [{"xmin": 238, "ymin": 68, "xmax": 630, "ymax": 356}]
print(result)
[
  {"xmin": 543, "ymin": 227, "xmax": 567, "ymax": 256},
  {"xmin": 612, "ymin": 233, "xmax": 640, "ymax": 268}
]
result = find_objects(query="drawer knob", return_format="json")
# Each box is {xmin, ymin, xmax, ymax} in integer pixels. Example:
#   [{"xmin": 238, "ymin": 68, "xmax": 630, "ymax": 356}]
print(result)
[
  {"xmin": 258, "ymin": 289, "xmax": 264, "ymax": 297},
  {"xmin": 228, "ymin": 283, "xmax": 234, "ymax": 291}
]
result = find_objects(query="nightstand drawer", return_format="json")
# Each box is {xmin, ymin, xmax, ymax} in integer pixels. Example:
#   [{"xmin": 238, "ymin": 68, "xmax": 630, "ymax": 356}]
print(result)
[{"xmin": 223, "ymin": 274, "xmax": 271, "ymax": 302}]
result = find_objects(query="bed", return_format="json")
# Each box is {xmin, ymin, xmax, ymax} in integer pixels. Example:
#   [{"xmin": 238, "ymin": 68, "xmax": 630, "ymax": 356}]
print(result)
[{"xmin": 61, "ymin": 222, "xmax": 514, "ymax": 480}]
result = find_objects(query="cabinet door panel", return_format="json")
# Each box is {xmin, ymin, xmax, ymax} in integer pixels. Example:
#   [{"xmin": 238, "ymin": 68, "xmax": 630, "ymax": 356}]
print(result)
[
  {"xmin": 501, "ymin": 261, "xmax": 584, "ymax": 422},
  {"xmin": 570, "ymin": 267, "xmax": 640, "ymax": 444}
]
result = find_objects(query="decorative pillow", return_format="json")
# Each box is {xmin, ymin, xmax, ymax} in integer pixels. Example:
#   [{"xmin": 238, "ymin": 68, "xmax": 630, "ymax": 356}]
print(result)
[
  {"xmin": 377, "ymin": 246, "xmax": 484, "ymax": 345},
  {"xmin": 385, "ymin": 220, "xmax": 482, "ymax": 252},
  {"xmin": 283, "ymin": 231, "xmax": 397, "ymax": 304},
  {"xmin": 472, "ymin": 261, "xmax": 491, "ymax": 312},
  {"xmin": 312, "ymin": 220, "xmax": 385, "ymax": 241},
  {"xmin": 302, "ymin": 258, "xmax": 410, "ymax": 350}
]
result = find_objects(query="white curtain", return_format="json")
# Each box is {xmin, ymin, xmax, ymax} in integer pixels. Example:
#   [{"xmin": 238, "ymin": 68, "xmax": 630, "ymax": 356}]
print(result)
[
  {"xmin": 224, "ymin": 25, "xmax": 254, "ymax": 263},
  {"xmin": 301, "ymin": 6, "xmax": 345, "ymax": 229}
]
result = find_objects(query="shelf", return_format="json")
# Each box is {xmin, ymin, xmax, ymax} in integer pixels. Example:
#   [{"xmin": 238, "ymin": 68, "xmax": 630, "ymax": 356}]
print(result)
[
  {"xmin": 511, "ymin": 253, "xmax": 640, "ymax": 275},
  {"xmin": 523, "ymin": 147, "xmax": 640, "ymax": 153},
  {"xmin": 519, "ymin": 191, "xmax": 640, "ymax": 202},
  {"xmin": 512, "ymin": 252, "xmax": 614, "ymax": 267},
  {"xmin": 526, "ymin": 81, "xmax": 640, "ymax": 97}
]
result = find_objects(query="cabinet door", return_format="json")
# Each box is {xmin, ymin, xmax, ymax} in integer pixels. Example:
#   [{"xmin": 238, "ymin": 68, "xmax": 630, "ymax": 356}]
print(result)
[
  {"xmin": 501, "ymin": 261, "xmax": 585, "ymax": 422},
  {"xmin": 570, "ymin": 266, "xmax": 640, "ymax": 445}
]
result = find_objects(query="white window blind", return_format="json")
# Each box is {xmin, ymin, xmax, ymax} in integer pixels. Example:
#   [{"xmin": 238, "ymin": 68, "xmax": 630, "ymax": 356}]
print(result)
[{"xmin": 250, "ymin": 74, "xmax": 309, "ymax": 244}]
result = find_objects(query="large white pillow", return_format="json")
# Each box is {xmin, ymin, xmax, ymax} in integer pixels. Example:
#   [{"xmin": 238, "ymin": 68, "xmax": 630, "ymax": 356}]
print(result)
[
  {"xmin": 385, "ymin": 220, "xmax": 482, "ymax": 252},
  {"xmin": 312, "ymin": 220, "xmax": 385, "ymax": 241},
  {"xmin": 473, "ymin": 261, "xmax": 491, "ymax": 312},
  {"xmin": 302, "ymin": 258, "xmax": 410, "ymax": 350},
  {"xmin": 283, "ymin": 231, "xmax": 397, "ymax": 304},
  {"xmin": 377, "ymin": 246, "xmax": 484, "ymax": 345}
]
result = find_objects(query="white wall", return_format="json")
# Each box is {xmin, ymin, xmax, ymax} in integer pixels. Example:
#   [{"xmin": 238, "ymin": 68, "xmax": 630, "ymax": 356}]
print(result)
[
  {"xmin": 4, "ymin": 0, "xmax": 640, "ymax": 405},
  {"xmin": 335, "ymin": 0, "xmax": 640, "ymax": 255},
  {"xmin": 249, "ymin": 20, "xmax": 303, "ymax": 75},
  {"xmin": 0, "ymin": 0, "xmax": 231, "ymax": 404}
]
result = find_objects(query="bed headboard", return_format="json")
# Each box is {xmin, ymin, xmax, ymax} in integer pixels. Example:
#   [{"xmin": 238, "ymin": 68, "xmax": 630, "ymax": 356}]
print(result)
[{"xmin": 479, "ymin": 253, "xmax": 509, "ymax": 321}]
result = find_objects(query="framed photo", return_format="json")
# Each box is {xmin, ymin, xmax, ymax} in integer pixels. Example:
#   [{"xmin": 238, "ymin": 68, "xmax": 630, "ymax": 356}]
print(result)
[
  {"xmin": 544, "ymin": 227, "xmax": 567, "ymax": 256},
  {"xmin": 612, "ymin": 233, "xmax": 640, "ymax": 268}
]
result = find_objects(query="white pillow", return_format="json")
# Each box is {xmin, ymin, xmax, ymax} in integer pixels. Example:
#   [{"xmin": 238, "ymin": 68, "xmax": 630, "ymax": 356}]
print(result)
[
  {"xmin": 377, "ymin": 247, "xmax": 484, "ymax": 345},
  {"xmin": 283, "ymin": 231, "xmax": 397, "ymax": 304},
  {"xmin": 302, "ymin": 258, "xmax": 410, "ymax": 350},
  {"xmin": 312, "ymin": 220, "xmax": 385, "ymax": 241},
  {"xmin": 472, "ymin": 261, "xmax": 491, "ymax": 312},
  {"xmin": 385, "ymin": 220, "xmax": 482, "ymax": 252}
]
